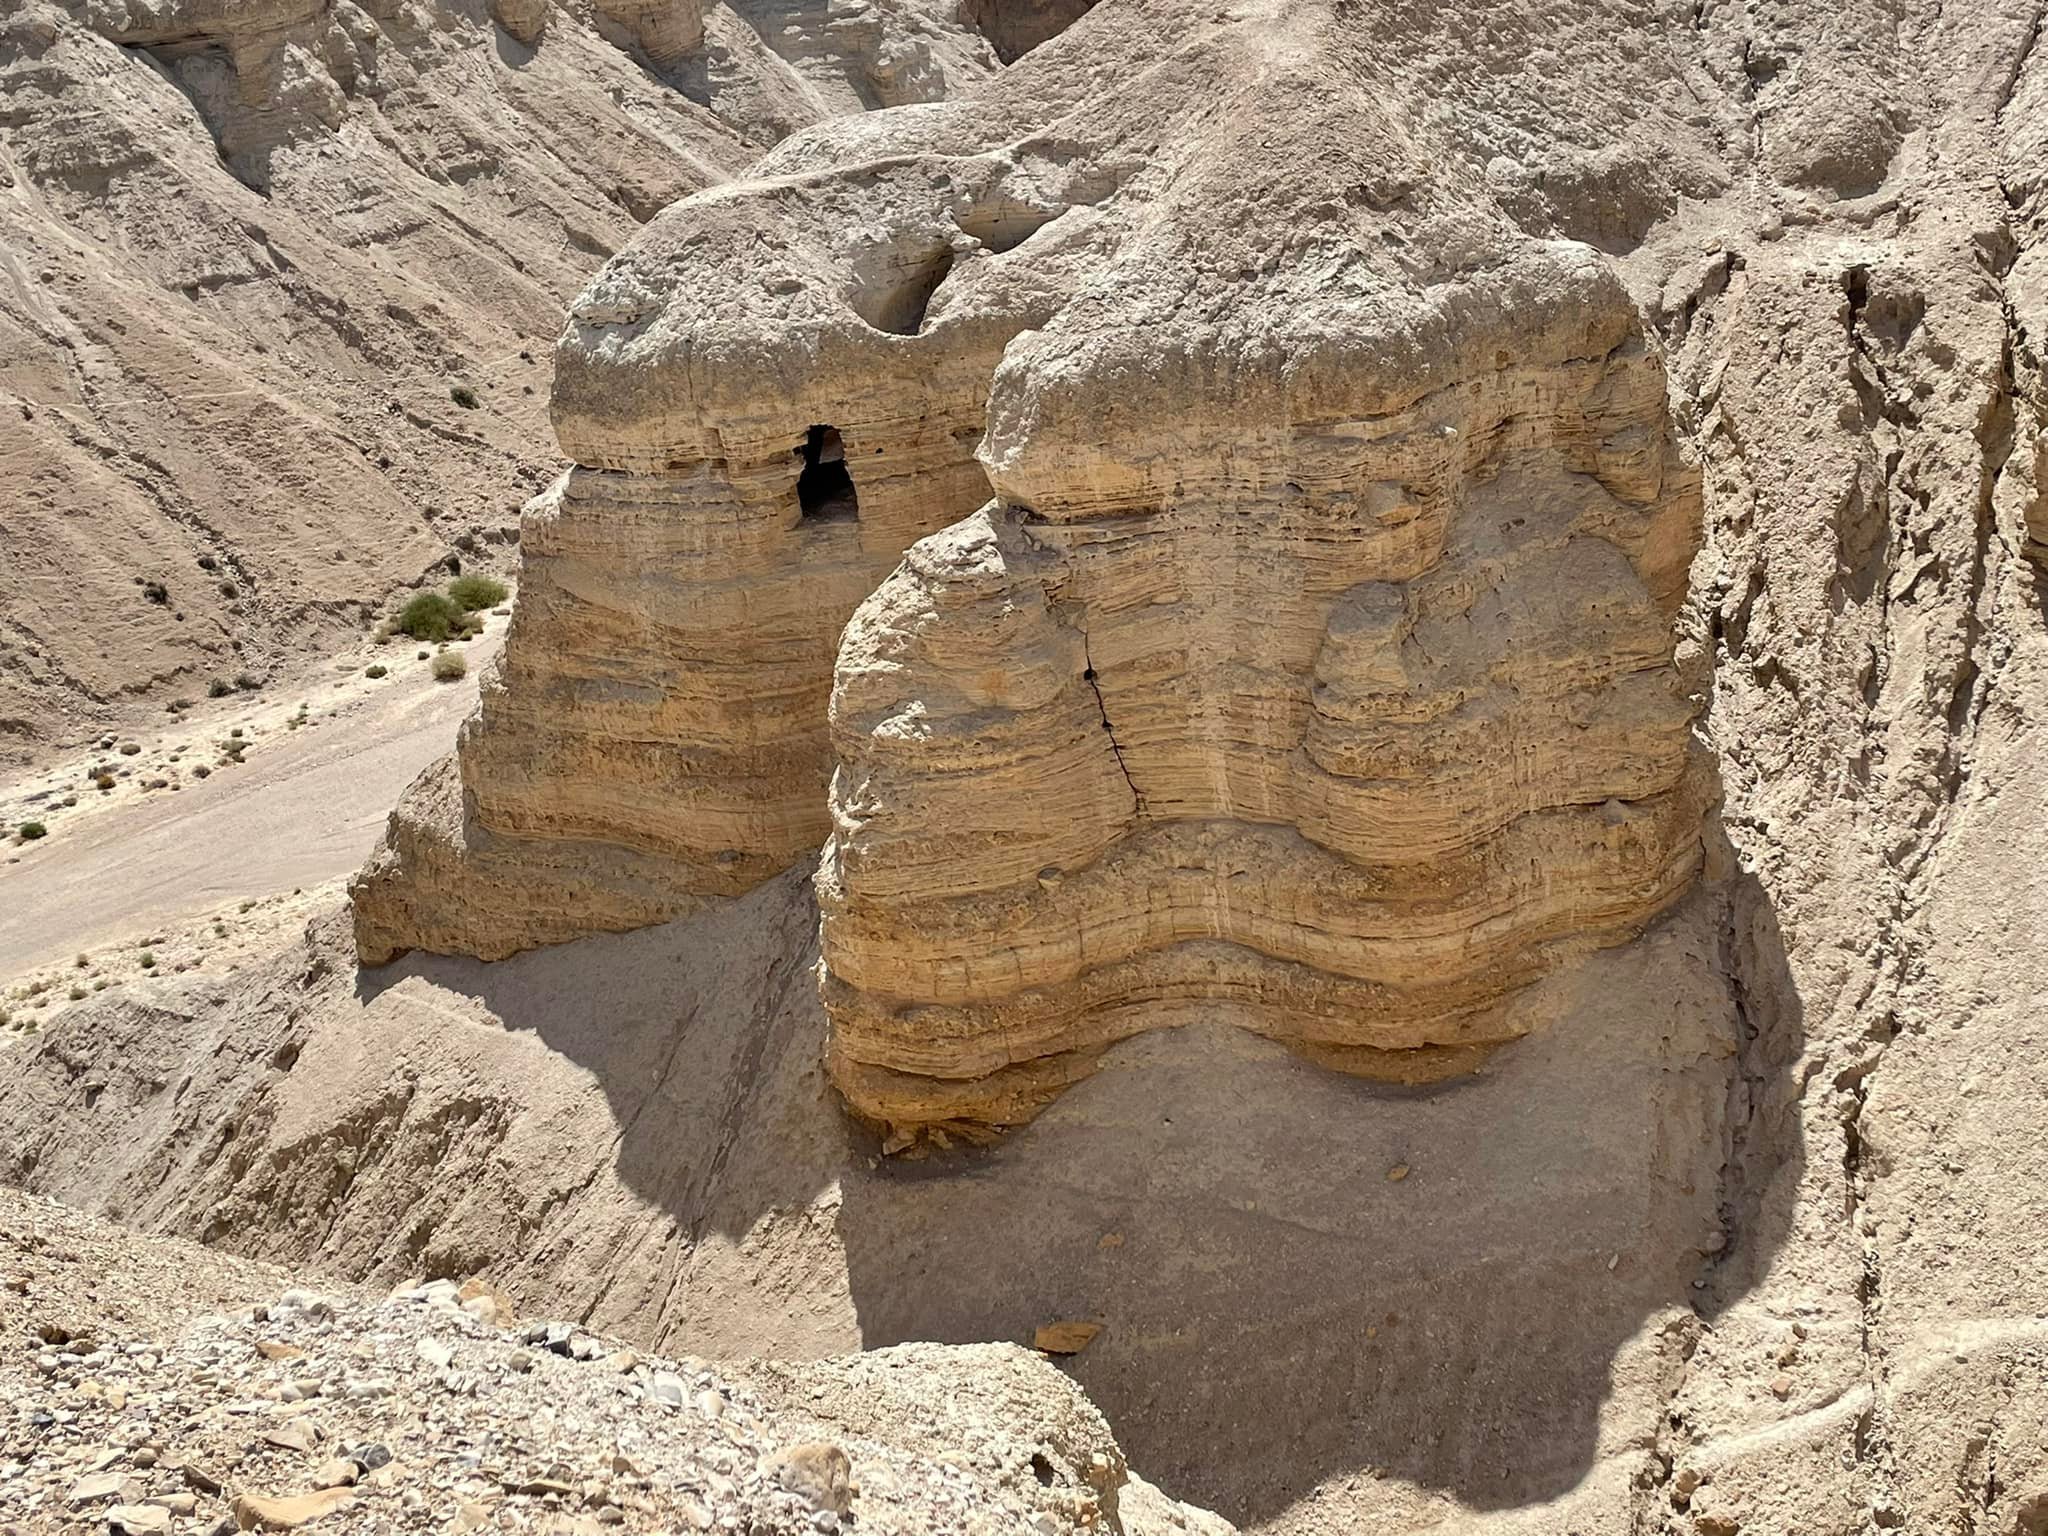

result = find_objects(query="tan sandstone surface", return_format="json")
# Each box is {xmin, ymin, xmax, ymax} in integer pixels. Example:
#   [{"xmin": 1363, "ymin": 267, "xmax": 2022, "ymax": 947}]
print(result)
[{"xmin": 4, "ymin": 0, "xmax": 2048, "ymax": 1532}]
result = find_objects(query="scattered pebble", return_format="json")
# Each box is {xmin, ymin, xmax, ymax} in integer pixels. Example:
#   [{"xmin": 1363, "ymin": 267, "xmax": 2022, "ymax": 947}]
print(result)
[{"xmin": 0, "ymin": 1188, "xmax": 1148, "ymax": 1535}]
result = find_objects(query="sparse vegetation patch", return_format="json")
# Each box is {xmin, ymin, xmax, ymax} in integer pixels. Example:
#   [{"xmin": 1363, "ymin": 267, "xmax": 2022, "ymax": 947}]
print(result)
[
  {"xmin": 397, "ymin": 591, "xmax": 462, "ymax": 642},
  {"xmin": 448, "ymin": 574, "xmax": 508, "ymax": 612}
]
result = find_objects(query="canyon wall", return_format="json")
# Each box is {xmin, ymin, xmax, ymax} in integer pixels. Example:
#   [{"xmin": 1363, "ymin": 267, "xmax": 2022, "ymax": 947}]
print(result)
[{"xmin": 0, "ymin": 0, "xmax": 1049, "ymax": 761}]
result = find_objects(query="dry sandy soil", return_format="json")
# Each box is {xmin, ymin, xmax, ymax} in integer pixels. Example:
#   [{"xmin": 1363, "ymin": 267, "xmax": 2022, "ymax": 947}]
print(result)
[
  {"xmin": 0, "ymin": 868, "xmax": 1744, "ymax": 1535},
  {"xmin": 0, "ymin": 609, "xmax": 504, "ymax": 1002}
]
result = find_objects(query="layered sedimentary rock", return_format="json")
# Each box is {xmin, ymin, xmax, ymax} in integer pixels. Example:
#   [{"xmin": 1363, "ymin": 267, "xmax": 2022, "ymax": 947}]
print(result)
[
  {"xmin": 354, "ymin": 4, "xmax": 1709, "ymax": 1037},
  {"xmin": 21, "ymin": 0, "xmax": 2048, "ymax": 1532},
  {"xmin": 356, "ymin": 0, "xmax": 1711, "ymax": 1131},
  {"xmin": 590, "ymin": 0, "xmax": 705, "ymax": 70},
  {"xmin": 820, "ymin": 263, "xmax": 1705, "ymax": 1133},
  {"xmin": 352, "ymin": 97, "xmax": 1121, "ymax": 961}
]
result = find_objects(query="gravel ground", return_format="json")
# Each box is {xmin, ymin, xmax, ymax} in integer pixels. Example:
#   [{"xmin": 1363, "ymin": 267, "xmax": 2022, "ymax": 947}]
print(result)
[{"xmin": 0, "ymin": 1188, "xmax": 1221, "ymax": 1536}]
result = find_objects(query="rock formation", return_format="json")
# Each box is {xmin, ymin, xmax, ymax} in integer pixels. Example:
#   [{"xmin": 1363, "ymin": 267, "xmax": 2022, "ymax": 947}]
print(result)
[
  {"xmin": 11, "ymin": 0, "xmax": 2048, "ymax": 1532},
  {"xmin": 821, "ymin": 304, "xmax": 1705, "ymax": 1130},
  {"xmin": 350, "ymin": 72, "xmax": 1119, "ymax": 962},
  {"xmin": 356, "ymin": 0, "xmax": 1711, "ymax": 1135}
]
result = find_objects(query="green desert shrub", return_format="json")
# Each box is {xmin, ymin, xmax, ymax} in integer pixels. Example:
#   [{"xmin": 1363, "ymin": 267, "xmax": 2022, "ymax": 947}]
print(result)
[
  {"xmin": 446, "ymin": 573, "xmax": 508, "ymax": 612},
  {"xmin": 366, "ymin": 664, "xmax": 388, "ymax": 679},
  {"xmin": 449, "ymin": 384, "xmax": 480, "ymax": 409},
  {"xmin": 17, "ymin": 822, "xmax": 46, "ymax": 841},
  {"xmin": 396, "ymin": 591, "xmax": 461, "ymax": 642},
  {"xmin": 431, "ymin": 650, "xmax": 468, "ymax": 683}
]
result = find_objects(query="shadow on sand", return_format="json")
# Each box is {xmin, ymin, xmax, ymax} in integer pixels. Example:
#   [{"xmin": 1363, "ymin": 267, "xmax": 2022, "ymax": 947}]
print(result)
[{"xmin": 343, "ymin": 852, "xmax": 1805, "ymax": 1526}]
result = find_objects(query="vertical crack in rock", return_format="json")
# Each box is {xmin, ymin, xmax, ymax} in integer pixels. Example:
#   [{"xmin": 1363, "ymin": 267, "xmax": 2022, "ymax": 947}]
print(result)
[
  {"xmin": 1705, "ymin": 877, "xmax": 1773, "ymax": 1302},
  {"xmin": 1077, "ymin": 629, "xmax": 1141, "ymax": 814},
  {"xmin": 821, "ymin": 298, "xmax": 1707, "ymax": 1137},
  {"xmin": 1997, "ymin": 5, "xmax": 2045, "ymax": 120},
  {"xmin": 1943, "ymin": 322, "xmax": 2015, "ymax": 809}
]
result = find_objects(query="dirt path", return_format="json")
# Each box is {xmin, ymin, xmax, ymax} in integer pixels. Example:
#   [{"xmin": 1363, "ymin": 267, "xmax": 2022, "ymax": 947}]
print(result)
[{"xmin": 0, "ymin": 628, "xmax": 502, "ymax": 979}]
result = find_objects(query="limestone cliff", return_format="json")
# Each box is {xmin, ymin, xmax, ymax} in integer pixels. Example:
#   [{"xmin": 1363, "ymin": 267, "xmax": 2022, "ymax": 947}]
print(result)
[
  {"xmin": 355, "ymin": 0, "xmax": 1712, "ymax": 1133},
  {"xmin": 351, "ymin": 72, "xmax": 1120, "ymax": 961},
  {"xmin": 11, "ymin": 0, "xmax": 2048, "ymax": 1531},
  {"xmin": 820, "ymin": 298, "xmax": 1705, "ymax": 1131}
]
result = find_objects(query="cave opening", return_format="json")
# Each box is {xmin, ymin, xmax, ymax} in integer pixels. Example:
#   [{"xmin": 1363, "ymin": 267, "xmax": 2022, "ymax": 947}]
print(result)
[{"xmin": 796, "ymin": 425, "xmax": 859, "ymax": 522}]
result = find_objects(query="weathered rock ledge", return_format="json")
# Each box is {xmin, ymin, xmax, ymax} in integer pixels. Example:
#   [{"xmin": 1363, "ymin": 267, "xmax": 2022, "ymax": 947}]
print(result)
[
  {"xmin": 820, "ymin": 258, "xmax": 1705, "ymax": 1134},
  {"xmin": 352, "ymin": 0, "xmax": 1713, "ymax": 1133}
]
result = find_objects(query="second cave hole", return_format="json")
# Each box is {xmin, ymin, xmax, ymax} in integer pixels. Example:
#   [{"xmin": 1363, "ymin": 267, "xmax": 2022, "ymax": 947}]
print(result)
[{"xmin": 796, "ymin": 425, "xmax": 859, "ymax": 522}]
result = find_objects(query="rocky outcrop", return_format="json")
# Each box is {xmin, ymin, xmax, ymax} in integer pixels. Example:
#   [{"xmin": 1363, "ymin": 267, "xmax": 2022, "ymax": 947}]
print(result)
[
  {"xmin": 0, "ymin": 1184, "xmax": 1228, "ymax": 1536},
  {"xmin": 74, "ymin": 0, "xmax": 347, "ymax": 190},
  {"xmin": 351, "ymin": 104, "xmax": 1119, "ymax": 961},
  {"xmin": 591, "ymin": 0, "xmax": 706, "ymax": 71},
  {"xmin": 19, "ymin": 0, "xmax": 2048, "ymax": 1534},
  {"xmin": 819, "ymin": 277, "xmax": 1705, "ymax": 1133},
  {"xmin": 359, "ymin": 0, "xmax": 1709, "ymax": 1134}
]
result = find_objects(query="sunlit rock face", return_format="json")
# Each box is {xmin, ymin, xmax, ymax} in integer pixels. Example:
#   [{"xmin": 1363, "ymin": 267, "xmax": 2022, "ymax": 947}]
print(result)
[
  {"xmin": 347, "ymin": 6, "xmax": 1112, "ymax": 966},
  {"xmin": 819, "ymin": 250, "xmax": 1706, "ymax": 1139},
  {"xmin": 354, "ymin": 0, "xmax": 1708, "ymax": 1134}
]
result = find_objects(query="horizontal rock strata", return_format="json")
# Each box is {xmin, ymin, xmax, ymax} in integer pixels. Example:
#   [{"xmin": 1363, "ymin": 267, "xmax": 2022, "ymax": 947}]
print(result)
[
  {"xmin": 352, "ymin": 139, "xmax": 1114, "ymax": 962},
  {"xmin": 354, "ymin": 0, "xmax": 1714, "ymax": 1130},
  {"xmin": 821, "ymin": 261, "xmax": 1706, "ymax": 1136}
]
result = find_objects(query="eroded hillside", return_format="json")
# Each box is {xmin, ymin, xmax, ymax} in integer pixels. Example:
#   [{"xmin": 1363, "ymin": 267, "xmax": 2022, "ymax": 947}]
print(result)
[
  {"xmin": 3, "ymin": 0, "xmax": 2048, "ymax": 1532},
  {"xmin": 0, "ymin": 0, "xmax": 1054, "ymax": 766}
]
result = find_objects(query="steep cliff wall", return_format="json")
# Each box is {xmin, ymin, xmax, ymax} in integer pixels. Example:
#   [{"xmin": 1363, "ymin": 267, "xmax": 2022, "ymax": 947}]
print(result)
[
  {"xmin": 345, "ymin": 8, "xmax": 1218, "ymax": 966},
  {"xmin": 351, "ymin": 67, "xmax": 1125, "ymax": 961},
  {"xmin": 820, "ymin": 288, "xmax": 1705, "ymax": 1133}
]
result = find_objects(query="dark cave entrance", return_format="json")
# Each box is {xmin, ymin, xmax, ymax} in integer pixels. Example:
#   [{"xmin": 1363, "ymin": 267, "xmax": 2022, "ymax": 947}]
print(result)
[{"xmin": 796, "ymin": 425, "xmax": 859, "ymax": 523}]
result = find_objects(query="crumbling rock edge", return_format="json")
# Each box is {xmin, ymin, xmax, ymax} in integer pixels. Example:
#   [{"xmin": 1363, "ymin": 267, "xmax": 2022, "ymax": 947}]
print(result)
[{"xmin": 0, "ymin": 1184, "xmax": 1226, "ymax": 1535}]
